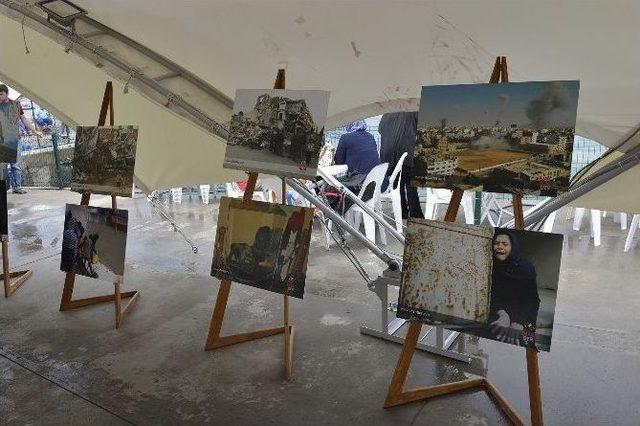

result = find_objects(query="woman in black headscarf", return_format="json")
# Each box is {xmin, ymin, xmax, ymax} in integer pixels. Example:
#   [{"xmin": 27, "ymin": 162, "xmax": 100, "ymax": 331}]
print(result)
[{"xmin": 488, "ymin": 230, "xmax": 540, "ymax": 347}]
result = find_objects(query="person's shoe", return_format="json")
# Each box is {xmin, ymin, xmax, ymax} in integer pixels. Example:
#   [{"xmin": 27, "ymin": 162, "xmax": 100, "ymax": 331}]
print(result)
[{"xmin": 12, "ymin": 188, "xmax": 27, "ymax": 194}]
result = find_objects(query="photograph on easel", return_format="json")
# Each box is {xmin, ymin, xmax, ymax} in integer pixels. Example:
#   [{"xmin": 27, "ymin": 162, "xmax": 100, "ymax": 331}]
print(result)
[
  {"xmin": 70, "ymin": 126, "xmax": 139, "ymax": 197},
  {"xmin": 0, "ymin": 180, "xmax": 7, "ymax": 235},
  {"xmin": 398, "ymin": 221, "xmax": 562, "ymax": 352},
  {"xmin": 412, "ymin": 81, "xmax": 580, "ymax": 196},
  {"xmin": 211, "ymin": 197, "xmax": 314, "ymax": 299},
  {"xmin": 0, "ymin": 98, "xmax": 21, "ymax": 163},
  {"xmin": 224, "ymin": 89, "xmax": 330, "ymax": 178},
  {"xmin": 60, "ymin": 204, "xmax": 128, "ymax": 282}
]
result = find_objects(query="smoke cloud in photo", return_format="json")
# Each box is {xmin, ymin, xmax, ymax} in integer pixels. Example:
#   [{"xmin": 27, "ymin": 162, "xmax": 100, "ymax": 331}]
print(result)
[
  {"xmin": 526, "ymin": 81, "xmax": 576, "ymax": 128},
  {"xmin": 419, "ymin": 81, "xmax": 579, "ymax": 129}
]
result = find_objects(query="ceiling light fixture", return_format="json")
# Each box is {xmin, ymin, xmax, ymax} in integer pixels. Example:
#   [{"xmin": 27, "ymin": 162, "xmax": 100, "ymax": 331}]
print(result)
[{"xmin": 36, "ymin": 0, "xmax": 86, "ymax": 27}]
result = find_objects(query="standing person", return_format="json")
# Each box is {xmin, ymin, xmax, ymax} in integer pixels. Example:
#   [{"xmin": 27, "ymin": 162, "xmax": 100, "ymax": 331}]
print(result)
[
  {"xmin": 0, "ymin": 84, "xmax": 40, "ymax": 194},
  {"xmin": 378, "ymin": 112, "xmax": 424, "ymax": 218}
]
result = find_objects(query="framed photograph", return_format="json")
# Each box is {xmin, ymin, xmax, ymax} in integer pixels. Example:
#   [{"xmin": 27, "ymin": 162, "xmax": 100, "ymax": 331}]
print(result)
[
  {"xmin": 60, "ymin": 204, "xmax": 128, "ymax": 283},
  {"xmin": 412, "ymin": 81, "xmax": 580, "ymax": 196},
  {"xmin": 398, "ymin": 221, "xmax": 563, "ymax": 352},
  {"xmin": 224, "ymin": 89, "xmax": 330, "ymax": 178},
  {"xmin": 0, "ymin": 101, "xmax": 22, "ymax": 163},
  {"xmin": 70, "ymin": 126, "xmax": 138, "ymax": 197},
  {"xmin": 211, "ymin": 197, "xmax": 314, "ymax": 299}
]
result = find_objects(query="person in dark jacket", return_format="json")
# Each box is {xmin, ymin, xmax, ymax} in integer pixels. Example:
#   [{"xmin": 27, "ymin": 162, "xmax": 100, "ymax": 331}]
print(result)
[
  {"xmin": 329, "ymin": 120, "xmax": 387, "ymax": 212},
  {"xmin": 378, "ymin": 112, "xmax": 423, "ymax": 218},
  {"xmin": 334, "ymin": 120, "xmax": 380, "ymax": 176},
  {"xmin": 488, "ymin": 230, "xmax": 540, "ymax": 347}
]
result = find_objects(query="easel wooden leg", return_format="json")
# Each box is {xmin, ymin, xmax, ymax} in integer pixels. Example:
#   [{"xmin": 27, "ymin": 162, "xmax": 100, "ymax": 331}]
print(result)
[
  {"xmin": 526, "ymin": 348, "xmax": 543, "ymax": 426},
  {"xmin": 60, "ymin": 272, "xmax": 76, "ymax": 309},
  {"xmin": 60, "ymin": 272, "xmax": 139, "ymax": 329},
  {"xmin": 114, "ymin": 278, "xmax": 122, "ymax": 328},
  {"xmin": 284, "ymin": 294, "xmax": 294, "ymax": 380},
  {"xmin": 204, "ymin": 279, "xmax": 232, "ymax": 349},
  {"xmin": 384, "ymin": 321, "xmax": 422, "ymax": 406},
  {"xmin": 3, "ymin": 236, "xmax": 11, "ymax": 297},
  {"xmin": 2, "ymin": 235, "xmax": 32, "ymax": 298},
  {"xmin": 204, "ymin": 279, "xmax": 286, "ymax": 350}
]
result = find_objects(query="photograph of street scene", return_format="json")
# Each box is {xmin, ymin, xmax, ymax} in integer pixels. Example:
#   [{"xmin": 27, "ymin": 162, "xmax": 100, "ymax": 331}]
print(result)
[
  {"xmin": 60, "ymin": 204, "xmax": 128, "ymax": 283},
  {"xmin": 412, "ymin": 81, "xmax": 580, "ymax": 196},
  {"xmin": 71, "ymin": 126, "xmax": 139, "ymax": 197},
  {"xmin": 211, "ymin": 197, "xmax": 314, "ymax": 299},
  {"xmin": 224, "ymin": 89, "xmax": 330, "ymax": 178}
]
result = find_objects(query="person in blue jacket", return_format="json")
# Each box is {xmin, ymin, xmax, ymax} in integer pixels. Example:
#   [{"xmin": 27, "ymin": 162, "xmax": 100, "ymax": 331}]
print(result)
[{"xmin": 334, "ymin": 120, "xmax": 388, "ymax": 191}]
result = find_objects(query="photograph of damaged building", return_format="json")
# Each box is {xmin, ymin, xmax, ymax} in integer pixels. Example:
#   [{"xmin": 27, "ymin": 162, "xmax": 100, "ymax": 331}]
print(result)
[
  {"xmin": 412, "ymin": 81, "xmax": 580, "ymax": 196},
  {"xmin": 70, "ymin": 126, "xmax": 139, "ymax": 197},
  {"xmin": 224, "ymin": 89, "xmax": 330, "ymax": 178}
]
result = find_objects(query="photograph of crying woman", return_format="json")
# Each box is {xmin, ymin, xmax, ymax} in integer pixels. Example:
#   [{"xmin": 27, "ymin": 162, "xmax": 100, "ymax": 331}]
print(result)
[
  {"xmin": 398, "ymin": 223, "xmax": 562, "ymax": 352},
  {"xmin": 462, "ymin": 228, "xmax": 562, "ymax": 352}
]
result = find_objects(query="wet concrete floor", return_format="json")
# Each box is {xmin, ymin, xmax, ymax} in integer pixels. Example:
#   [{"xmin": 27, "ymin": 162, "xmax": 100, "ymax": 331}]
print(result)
[{"xmin": 1, "ymin": 189, "xmax": 639, "ymax": 425}]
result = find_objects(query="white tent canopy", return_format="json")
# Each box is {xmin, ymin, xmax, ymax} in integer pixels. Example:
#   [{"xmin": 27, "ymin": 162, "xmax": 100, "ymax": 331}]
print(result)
[{"xmin": 1, "ymin": 1, "xmax": 638, "ymax": 210}]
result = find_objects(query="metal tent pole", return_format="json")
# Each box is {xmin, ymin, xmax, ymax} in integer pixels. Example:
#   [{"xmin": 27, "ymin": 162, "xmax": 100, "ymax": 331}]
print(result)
[{"xmin": 524, "ymin": 144, "xmax": 640, "ymax": 227}]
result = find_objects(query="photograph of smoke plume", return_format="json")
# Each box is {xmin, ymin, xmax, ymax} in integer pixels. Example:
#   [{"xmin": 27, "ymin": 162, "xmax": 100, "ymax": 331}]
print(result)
[
  {"xmin": 224, "ymin": 89, "xmax": 330, "ymax": 179},
  {"xmin": 211, "ymin": 197, "xmax": 314, "ymax": 299},
  {"xmin": 399, "ymin": 224, "xmax": 563, "ymax": 352},
  {"xmin": 71, "ymin": 126, "xmax": 138, "ymax": 197},
  {"xmin": 412, "ymin": 81, "xmax": 580, "ymax": 196},
  {"xmin": 60, "ymin": 204, "xmax": 128, "ymax": 283}
]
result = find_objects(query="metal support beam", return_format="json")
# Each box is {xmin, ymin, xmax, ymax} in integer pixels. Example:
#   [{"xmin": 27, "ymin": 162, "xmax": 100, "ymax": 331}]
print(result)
[
  {"xmin": 0, "ymin": 0, "xmax": 231, "ymax": 140},
  {"xmin": 524, "ymin": 143, "xmax": 640, "ymax": 227},
  {"xmin": 155, "ymin": 71, "xmax": 182, "ymax": 81},
  {"xmin": 286, "ymin": 178, "xmax": 399, "ymax": 270}
]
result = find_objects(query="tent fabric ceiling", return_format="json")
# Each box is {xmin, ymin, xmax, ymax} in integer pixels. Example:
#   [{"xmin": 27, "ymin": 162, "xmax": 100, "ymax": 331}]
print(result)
[
  {"xmin": 72, "ymin": 0, "xmax": 640, "ymax": 150},
  {"xmin": 1, "ymin": 1, "xmax": 638, "ymax": 211},
  {"xmin": 0, "ymin": 13, "xmax": 244, "ymax": 193}
]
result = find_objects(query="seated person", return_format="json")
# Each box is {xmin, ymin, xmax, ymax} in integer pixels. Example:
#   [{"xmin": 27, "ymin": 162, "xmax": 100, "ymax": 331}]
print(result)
[{"xmin": 327, "ymin": 120, "xmax": 388, "ymax": 211}]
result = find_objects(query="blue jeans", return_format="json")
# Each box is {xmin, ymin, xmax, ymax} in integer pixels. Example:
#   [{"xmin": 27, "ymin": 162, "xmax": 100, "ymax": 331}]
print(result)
[{"xmin": 4, "ymin": 142, "xmax": 22, "ymax": 190}]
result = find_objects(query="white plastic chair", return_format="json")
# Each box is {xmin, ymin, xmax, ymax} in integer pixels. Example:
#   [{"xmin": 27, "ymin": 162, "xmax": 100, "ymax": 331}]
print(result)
[
  {"xmin": 573, "ymin": 208, "xmax": 628, "ymax": 247},
  {"xmin": 380, "ymin": 152, "xmax": 407, "ymax": 234},
  {"xmin": 200, "ymin": 185, "xmax": 210, "ymax": 204},
  {"xmin": 225, "ymin": 182, "xmax": 266, "ymax": 201},
  {"xmin": 344, "ymin": 163, "xmax": 389, "ymax": 245},
  {"xmin": 624, "ymin": 214, "xmax": 639, "ymax": 252},
  {"xmin": 171, "ymin": 187, "xmax": 183, "ymax": 204},
  {"xmin": 424, "ymin": 188, "xmax": 474, "ymax": 224}
]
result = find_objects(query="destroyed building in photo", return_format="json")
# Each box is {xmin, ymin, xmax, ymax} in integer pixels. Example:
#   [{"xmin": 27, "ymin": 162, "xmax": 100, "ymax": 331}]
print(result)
[{"xmin": 229, "ymin": 93, "xmax": 324, "ymax": 167}]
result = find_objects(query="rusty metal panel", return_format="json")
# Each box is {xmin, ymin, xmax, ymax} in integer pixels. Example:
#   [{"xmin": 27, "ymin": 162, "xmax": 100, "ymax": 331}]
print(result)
[{"xmin": 398, "ymin": 219, "xmax": 493, "ymax": 326}]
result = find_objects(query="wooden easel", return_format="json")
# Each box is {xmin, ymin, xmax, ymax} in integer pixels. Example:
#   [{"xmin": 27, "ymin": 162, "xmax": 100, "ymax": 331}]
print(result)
[
  {"xmin": 1, "ymin": 177, "xmax": 33, "ymax": 297},
  {"xmin": 384, "ymin": 57, "xmax": 544, "ymax": 425},
  {"xmin": 58, "ymin": 81, "xmax": 140, "ymax": 329},
  {"xmin": 2, "ymin": 236, "xmax": 33, "ymax": 297},
  {"xmin": 205, "ymin": 69, "xmax": 294, "ymax": 380}
]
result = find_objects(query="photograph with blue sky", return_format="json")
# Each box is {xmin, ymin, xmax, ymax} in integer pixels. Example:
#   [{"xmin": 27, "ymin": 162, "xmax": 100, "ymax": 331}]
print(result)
[
  {"xmin": 419, "ymin": 81, "xmax": 579, "ymax": 129},
  {"xmin": 413, "ymin": 80, "xmax": 580, "ymax": 196}
]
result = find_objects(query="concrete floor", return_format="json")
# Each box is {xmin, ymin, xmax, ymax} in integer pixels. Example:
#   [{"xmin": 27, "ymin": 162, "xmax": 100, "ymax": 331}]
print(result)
[{"xmin": 1, "ymin": 189, "xmax": 639, "ymax": 425}]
